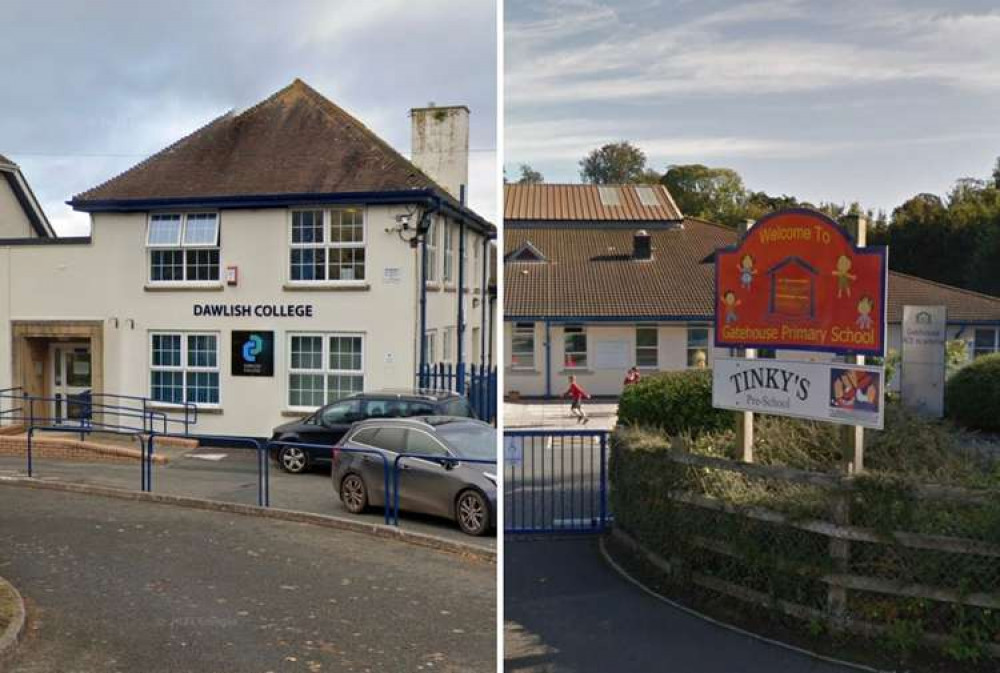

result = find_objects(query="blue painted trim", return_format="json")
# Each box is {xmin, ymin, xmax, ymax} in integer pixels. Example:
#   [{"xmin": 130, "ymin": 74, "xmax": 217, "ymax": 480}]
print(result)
[
  {"xmin": 713, "ymin": 209, "xmax": 889, "ymax": 357},
  {"xmin": 69, "ymin": 189, "xmax": 495, "ymax": 234}
]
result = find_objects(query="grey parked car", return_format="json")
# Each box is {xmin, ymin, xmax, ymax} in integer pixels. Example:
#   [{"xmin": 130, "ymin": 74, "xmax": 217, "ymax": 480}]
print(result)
[{"xmin": 331, "ymin": 416, "xmax": 496, "ymax": 536}]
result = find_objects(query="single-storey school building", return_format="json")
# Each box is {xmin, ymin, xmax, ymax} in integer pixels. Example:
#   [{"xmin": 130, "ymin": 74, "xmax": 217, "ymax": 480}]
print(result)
[
  {"xmin": 503, "ymin": 183, "xmax": 1000, "ymax": 398},
  {"xmin": 0, "ymin": 79, "xmax": 496, "ymax": 436}
]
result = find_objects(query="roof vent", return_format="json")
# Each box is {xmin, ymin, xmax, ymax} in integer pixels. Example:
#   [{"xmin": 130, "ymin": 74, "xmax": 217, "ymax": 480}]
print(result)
[{"xmin": 634, "ymin": 229, "xmax": 652, "ymax": 260}]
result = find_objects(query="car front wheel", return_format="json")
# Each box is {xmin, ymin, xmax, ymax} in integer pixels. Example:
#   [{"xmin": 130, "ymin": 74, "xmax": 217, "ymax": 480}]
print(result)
[
  {"xmin": 456, "ymin": 489, "xmax": 489, "ymax": 536},
  {"xmin": 340, "ymin": 473, "xmax": 368, "ymax": 514},
  {"xmin": 278, "ymin": 445, "xmax": 309, "ymax": 474}
]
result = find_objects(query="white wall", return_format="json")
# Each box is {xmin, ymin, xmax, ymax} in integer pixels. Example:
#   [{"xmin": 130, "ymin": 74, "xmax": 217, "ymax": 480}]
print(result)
[{"xmin": 1, "ymin": 204, "xmax": 451, "ymax": 436}]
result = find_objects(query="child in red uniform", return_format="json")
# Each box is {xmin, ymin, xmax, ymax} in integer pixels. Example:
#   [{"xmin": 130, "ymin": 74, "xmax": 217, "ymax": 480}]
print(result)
[{"xmin": 563, "ymin": 375, "xmax": 591, "ymax": 424}]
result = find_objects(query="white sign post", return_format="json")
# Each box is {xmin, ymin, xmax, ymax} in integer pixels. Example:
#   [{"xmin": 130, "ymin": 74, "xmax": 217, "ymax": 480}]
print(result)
[
  {"xmin": 713, "ymin": 357, "xmax": 885, "ymax": 430},
  {"xmin": 900, "ymin": 305, "xmax": 947, "ymax": 418}
]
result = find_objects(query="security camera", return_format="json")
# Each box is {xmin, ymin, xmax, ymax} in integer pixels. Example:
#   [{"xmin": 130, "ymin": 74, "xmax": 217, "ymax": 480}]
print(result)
[{"xmin": 396, "ymin": 214, "xmax": 411, "ymax": 229}]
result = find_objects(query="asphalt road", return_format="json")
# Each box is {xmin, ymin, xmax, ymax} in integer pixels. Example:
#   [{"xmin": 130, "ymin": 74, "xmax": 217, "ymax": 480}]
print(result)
[
  {"xmin": 0, "ymin": 486, "xmax": 495, "ymax": 673},
  {"xmin": 0, "ymin": 448, "xmax": 495, "ymax": 550},
  {"xmin": 504, "ymin": 538, "xmax": 852, "ymax": 673}
]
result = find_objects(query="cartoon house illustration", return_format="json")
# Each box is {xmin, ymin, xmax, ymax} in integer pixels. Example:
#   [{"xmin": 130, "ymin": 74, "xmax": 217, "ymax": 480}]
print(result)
[{"xmin": 767, "ymin": 256, "xmax": 817, "ymax": 320}]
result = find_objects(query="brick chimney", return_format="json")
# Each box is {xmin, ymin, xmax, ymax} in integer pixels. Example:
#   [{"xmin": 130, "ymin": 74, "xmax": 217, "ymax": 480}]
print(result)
[
  {"xmin": 634, "ymin": 229, "xmax": 652, "ymax": 260},
  {"xmin": 410, "ymin": 103, "xmax": 470, "ymax": 202}
]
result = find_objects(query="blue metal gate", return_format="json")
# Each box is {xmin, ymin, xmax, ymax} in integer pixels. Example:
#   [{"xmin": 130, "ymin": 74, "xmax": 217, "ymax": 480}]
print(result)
[{"xmin": 503, "ymin": 429, "xmax": 609, "ymax": 534}]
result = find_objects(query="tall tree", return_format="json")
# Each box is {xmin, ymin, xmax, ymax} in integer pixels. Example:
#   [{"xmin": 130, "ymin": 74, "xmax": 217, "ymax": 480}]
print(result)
[
  {"xmin": 579, "ymin": 141, "xmax": 648, "ymax": 184},
  {"xmin": 516, "ymin": 164, "xmax": 544, "ymax": 184},
  {"xmin": 661, "ymin": 164, "xmax": 749, "ymax": 227}
]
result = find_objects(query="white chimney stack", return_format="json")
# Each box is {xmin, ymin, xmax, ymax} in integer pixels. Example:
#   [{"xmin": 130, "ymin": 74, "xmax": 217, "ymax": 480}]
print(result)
[{"xmin": 410, "ymin": 104, "xmax": 470, "ymax": 203}]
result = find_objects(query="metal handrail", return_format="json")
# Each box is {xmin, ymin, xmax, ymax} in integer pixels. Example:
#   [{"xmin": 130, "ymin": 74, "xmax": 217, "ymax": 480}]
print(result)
[
  {"xmin": 0, "ymin": 389, "xmax": 195, "ymax": 435},
  {"xmin": 391, "ymin": 452, "xmax": 497, "ymax": 527},
  {"xmin": 266, "ymin": 440, "xmax": 394, "ymax": 525}
]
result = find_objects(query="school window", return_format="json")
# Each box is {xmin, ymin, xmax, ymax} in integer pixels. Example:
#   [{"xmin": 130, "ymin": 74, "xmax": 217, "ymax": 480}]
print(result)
[
  {"xmin": 424, "ymin": 330, "xmax": 437, "ymax": 363},
  {"xmin": 425, "ymin": 219, "xmax": 438, "ymax": 282},
  {"xmin": 511, "ymin": 323, "xmax": 535, "ymax": 369},
  {"xmin": 973, "ymin": 328, "xmax": 999, "ymax": 358},
  {"xmin": 636, "ymin": 327, "xmax": 658, "ymax": 368},
  {"xmin": 443, "ymin": 222, "xmax": 454, "ymax": 283},
  {"xmin": 289, "ymin": 208, "xmax": 366, "ymax": 283},
  {"xmin": 443, "ymin": 327, "xmax": 454, "ymax": 362},
  {"xmin": 150, "ymin": 332, "xmax": 220, "ymax": 405},
  {"xmin": 288, "ymin": 334, "xmax": 364, "ymax": 408},
  {"xmin": 471, "ymin": 326, "xmax": 481, "ymax": 363},
  {"xmin": 147, "ymin": 213, "xmax": 220, "ymax": 283},
  {"xmin": 564, "ymin": 325, "xmax": 587, "ymax": 368},
  {"xmin": 687, "ymin": 326, "xmax": 710, "ymax": 368},
  {"xmin": 473, "ymin": 240, "xmax": 481, "ymax": 291}
]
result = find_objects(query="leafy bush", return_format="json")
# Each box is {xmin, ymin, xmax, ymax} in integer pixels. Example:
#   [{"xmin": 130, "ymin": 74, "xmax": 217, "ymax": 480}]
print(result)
[
  {"xmin": 946, "ymin": 354, "xmax": 1000, "ymax": 432},
  {"xmin": 617, "ymin": 369, "xmax": 732, "ymax": 436}
]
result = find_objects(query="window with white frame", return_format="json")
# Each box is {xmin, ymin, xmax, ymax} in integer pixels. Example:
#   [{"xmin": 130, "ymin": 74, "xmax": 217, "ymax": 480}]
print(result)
[
  {"xmin": 564, "ymin": 325, "xmax": 587, "ymax": 368},
  {"xmin": 473, "ymin": 238, "xmax": 481, "ymax": 291},
  {"xmin": 424, "ymin": 330, "xmax": 437, "ymax": 364},
  {"xmin": 636, "ymin": 327, "xmax": 658, "ymax": 368},
  {"xmin": 443, "ymin": 222, "xmax": 454, "ymax": 283},
  {"xmin": 443, "ymin": 327, "xmax": 454, "ymax": 362},
  {"xmin": 687, "ymin": 325, "xmax": 710, "ymax": 368},
  {"xmin": 425, "ymin": 218, "xmax": 438, "ymax": 282},
  {"xmin": 150, "ymin": 332, "xmax": 220, "ymax": 405},
  {"xmin": 289, "ymin": 208, "xmax": 365, "ymax": 283},
  {"xmin": 288, "ymin": 334, "xmax": 364, "ymax": 408},
  {"xmin": 973, "ymin": 328, "xmax": 999, "ymax": 358},
  {"xmin": 147, "ymin": 213, "xmax": 220, "ymax": 283},
  {"xmin": 511, "ymin": 323, "xmax": 535, "ymax": 369}
]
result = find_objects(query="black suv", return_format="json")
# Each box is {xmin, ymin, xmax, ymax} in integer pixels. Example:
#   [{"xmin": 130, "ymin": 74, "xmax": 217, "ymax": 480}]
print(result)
[{"xmin": 268, "ymin": 389, "xmax": 477, "ymax": 473}]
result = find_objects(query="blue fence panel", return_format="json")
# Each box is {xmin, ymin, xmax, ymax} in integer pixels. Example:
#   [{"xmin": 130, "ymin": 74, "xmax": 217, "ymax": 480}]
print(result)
[
  {"xmin": 503, "ymin": 430, "xmax": 609, "ymax": 534},
  {"xmin": 415, "ymin": 363, "xmax": 497, "ymax": 423}
]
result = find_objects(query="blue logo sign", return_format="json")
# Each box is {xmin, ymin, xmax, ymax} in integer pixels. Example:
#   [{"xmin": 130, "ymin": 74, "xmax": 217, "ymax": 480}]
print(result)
[{"xmin": 242, "ymin": 334, "xmax": 264, "ymax": 362}]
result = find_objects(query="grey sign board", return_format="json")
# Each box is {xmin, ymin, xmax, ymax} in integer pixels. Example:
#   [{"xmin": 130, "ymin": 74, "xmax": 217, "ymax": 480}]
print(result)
[{"xmin": 901, "ymin": 305, "xmax": 947, "ymax": 417}]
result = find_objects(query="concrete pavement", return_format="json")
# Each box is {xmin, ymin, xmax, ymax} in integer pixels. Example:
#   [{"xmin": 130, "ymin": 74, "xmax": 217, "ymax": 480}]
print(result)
[
  {"xmin": 505, "ymin": 537, "xmax": 853, "ymax": 673},
  {"xmin": 0, "ymin": 487, "xmax": 495, "ymax": 673},
  {"xmin": 503, "ymin": 401, "xmax": 619, "ymax": 431}
]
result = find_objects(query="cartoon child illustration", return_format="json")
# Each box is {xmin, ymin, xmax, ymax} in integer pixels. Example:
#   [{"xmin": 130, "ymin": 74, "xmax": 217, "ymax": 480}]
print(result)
[
  {"xmin": 831, "ymin": 255, "xmax": 857, "ymax": 298},
  {"xmin": 722, "ymin": 291, "xmax": 741, "ymax": 323},
  {"xmin": 738, "ymin": 254, "xmax": 757, "ymax": 290},
  {"xmin": 832, "ymin": 369, "xmax": 879, "ymax": 411},
  {"xmin": 856, "ymin": 295, "xmax": 874, "ymax": 329}
]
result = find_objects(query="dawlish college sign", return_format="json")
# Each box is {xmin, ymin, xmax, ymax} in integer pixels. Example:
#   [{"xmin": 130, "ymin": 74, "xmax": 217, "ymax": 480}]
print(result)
[
  {"xmin": 714, "ymin": 209, "xmax": 888, "ymax": 356},
  {"xmin": 713, "ymin": 357, "xmax": 885, "ymax": 429}
]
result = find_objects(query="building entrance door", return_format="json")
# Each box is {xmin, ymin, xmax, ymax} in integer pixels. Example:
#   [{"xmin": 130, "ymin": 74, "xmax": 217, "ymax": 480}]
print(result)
[{"xmin": 49, "ymin": 342, "xmax": 92, "ymax": 424}]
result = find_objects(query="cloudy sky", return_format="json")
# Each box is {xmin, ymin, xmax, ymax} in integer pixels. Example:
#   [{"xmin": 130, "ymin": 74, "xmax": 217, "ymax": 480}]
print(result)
[
  {"xmin": 0, "ymin": 0, "xmax": 497, "ymax": 235},
  {"xmin": 505, "ymin": 0, "xmax": 1000, "ymax": 214}
]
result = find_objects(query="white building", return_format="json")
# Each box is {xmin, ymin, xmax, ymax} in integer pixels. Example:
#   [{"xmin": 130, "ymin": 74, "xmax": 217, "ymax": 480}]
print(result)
[
  {"xmin": 503, "ymin": 183, "xmax": 1000, "ymax": 398},
  {"xmin": 0, "ymin": 80, "xmax": 495, "ymax": 437}
]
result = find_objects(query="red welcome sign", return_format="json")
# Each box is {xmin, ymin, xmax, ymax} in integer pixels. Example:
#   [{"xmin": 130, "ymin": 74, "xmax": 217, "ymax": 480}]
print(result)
[{"xmin": 715, "ymin": 209, "xmax": 888, "ymax": 356}]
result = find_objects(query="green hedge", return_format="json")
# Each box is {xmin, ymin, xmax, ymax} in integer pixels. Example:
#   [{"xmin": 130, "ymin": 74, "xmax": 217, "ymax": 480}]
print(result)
[
  {"xmin": 617, "ymin": 369, "xmax": 732, "ymax": 435},
  {"xmin": 946, "ymin": 353, "xmax": 1000, "ymax": 432}
]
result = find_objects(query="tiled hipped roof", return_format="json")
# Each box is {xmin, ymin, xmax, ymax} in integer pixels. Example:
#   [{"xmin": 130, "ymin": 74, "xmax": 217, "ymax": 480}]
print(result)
[
  {"xmin": 72, "ymin": 79, "xmax": 450, "ymax": 203},
  {"xmin": 505, "ymin": 218, "xmax": 1000, "ymax": 323},
  {"xmin": 505, "ymin": 183, "xmax": 682, "ymax": 221}
]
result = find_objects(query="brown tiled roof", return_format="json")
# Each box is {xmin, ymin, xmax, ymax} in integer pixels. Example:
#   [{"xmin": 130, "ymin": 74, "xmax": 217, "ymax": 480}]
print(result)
[
  {"xmin": 504, "ymin": 218, "xmax": 1000, "ymax": 323},
  {"xmin": 73, "ymin": 79, "xmax": 449, "ymax": 203},
  {"xmin": 504, "ymin": 183, "xmax": 682, "ymax": 221}
]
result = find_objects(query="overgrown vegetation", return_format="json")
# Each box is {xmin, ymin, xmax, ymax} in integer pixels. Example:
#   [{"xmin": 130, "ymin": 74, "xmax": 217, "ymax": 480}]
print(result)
[
  {"xmin": 612, "ymin": 377, "xmax": 1000, "ymax": 665},
  {"xmin": 616, "ymin": 369, "xmax": 731, "ymax": 437}
]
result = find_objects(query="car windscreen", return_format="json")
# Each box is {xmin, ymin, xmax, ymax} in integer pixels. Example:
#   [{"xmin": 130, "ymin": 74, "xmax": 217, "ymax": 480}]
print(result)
[
  {"xmin": 440, "ymin": 398, "xmax": 476, "ymax": 418},
  {"xmin": 435, "ymin": 423, "xmax": 496, "ymax": 460}
]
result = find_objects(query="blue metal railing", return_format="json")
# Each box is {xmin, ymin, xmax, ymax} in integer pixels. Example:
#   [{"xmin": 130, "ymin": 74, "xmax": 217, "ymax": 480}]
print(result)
[
  {"xmin": 416, "ymin": 363, "xmax": 497, "ymax": 423},
  {"xmin": 503, "ymin": 429, "xmax": 609, "ymax": 535},
  {"xmin": 390, "ymin": 453, "xmax": 497, "ymax": 527},
  {"xmin": 0, "ymin": 389, "xmax": 195, "ymax": 436}
]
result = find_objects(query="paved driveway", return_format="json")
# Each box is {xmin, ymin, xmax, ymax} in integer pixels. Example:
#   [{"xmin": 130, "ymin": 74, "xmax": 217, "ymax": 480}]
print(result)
[
  {"xmin": 0, "ymin": 446, "xmax": 495, "ymax": 550},
  {"xmin": 504, "ymin": 401, "xmax": 619, "ymax": 431},
  {"xmin": 505, "ymin": 537, "xmax": 852, "ymax": 673},
  {"xmin": 0, "ymin": 486, "xmax": 494, "ymax": 673}
]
